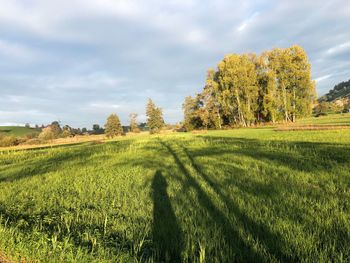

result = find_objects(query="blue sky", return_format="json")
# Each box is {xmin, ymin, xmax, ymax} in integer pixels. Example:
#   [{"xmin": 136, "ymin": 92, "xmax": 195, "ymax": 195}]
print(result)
[{"xmin": 0, "ymin": 0, "xmax": 349, "ymax": 127}]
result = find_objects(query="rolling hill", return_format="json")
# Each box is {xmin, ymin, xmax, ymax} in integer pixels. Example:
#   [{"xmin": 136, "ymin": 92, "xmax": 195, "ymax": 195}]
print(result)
[
  {"xmin": 0, "ymin": 126, "xmax": 40, "ymax": 137},
  {"xmin": 319, "ymin": 79, "xmax": 350, "ymax": 102}
]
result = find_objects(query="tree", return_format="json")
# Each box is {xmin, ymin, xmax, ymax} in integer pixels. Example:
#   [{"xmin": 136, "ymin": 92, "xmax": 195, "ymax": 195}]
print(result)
[
  {"xmin": 182, "ymin": 96, "xmax": 202, "ymax": 131},
  {"xmin": 198, "ymin": 69, "xmax": 222, "ymax": 129},
  {"xmin": 129, "ymin": 113, "xmax": 139, "ymax": 132},
  {"xmin": 182, "ymin": 45, "xmax": 315, "ymax": 128},
  {"xmin": 25, "ymin": 123, "xmax": 30, "ymax": 128},
  {"xmin": 50, "ymin": 121, "xmax": 62, "ymax": 138},
  {"xmin": 82, "ymin": 127, "xmax": 88, "ymax": 133},
  {"xmin": 62, "ymin": 125, "xmax": 72, "ymax": 138},
  {"xmin": 146, "ymin": 99, "xmax": 164, "ymax": 134},
  {"xmin": 39, "ymin": 126, "xmax": 55, "ymax": 141},
  {"xmin": 92, "ymin": 124, "xmax": 104, "ymax": 135},
  {"xmin": 217, "ymin": 54, "xmax": 258, "ymax": 126},
  {"xmin": 104, "ymin": 114, "xmax": 123, "ymax": 138}
]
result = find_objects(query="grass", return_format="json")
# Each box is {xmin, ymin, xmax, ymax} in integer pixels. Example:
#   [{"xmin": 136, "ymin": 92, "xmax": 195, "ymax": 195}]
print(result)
[
  {"xmin": 0, "ymin": 126, "xmax": 40, "ymax": 137},
  {"xmin": 296, "ymin": 113, "xmax": 350, "ymax": 126},
  {"xmin": 0, "ymin": 118, "xmax": 349, "ymax": 262}
]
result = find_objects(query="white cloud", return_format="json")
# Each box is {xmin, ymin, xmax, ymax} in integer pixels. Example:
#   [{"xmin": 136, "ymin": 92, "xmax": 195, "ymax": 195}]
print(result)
[
  {"xmin": 315, "ymin": 74, "xmax": 332, "ymax": 83},
  {"xmin": 325, "ymin": 41, "xmax": 350, "ymax": 56}
]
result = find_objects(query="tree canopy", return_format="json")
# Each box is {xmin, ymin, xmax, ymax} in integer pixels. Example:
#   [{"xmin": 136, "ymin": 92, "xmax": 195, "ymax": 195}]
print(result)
[
  {"xmin": 146, "ymin": 99, "xmax": 164, "ymax": 134},
  {"xmin": 183, "ymin": 45, "xmax": 316, "ymax": 130},
  {"xmin": 104, "ymin": 114, "xmax": 123, "ymax": 138}
]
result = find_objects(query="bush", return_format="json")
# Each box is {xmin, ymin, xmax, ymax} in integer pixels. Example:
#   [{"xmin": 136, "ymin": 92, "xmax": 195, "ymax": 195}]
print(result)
[
  {"xmin": 0, "ymin": 135, "xmax": 20, "ymax": 147},
  {"xmin": 39, "ymin": 127, "xmax": 55, "ymax": 141},
  {"xmin": 26, "ymin": 133, "xmax": 38, "ymax": 140}
]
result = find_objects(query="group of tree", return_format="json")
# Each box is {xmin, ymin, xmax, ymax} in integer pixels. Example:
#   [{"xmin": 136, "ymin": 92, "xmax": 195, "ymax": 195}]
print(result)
[
  {"xmin": 38, "ymin": 121, "xmax": 91, "ymax": 140},
  {"xmin": 104, "ymin": 99, "xmax": 164, "ymax": 137},
  {"xmin": 183, "ymin": 45, "xmax": 316, "ymax": 130}
]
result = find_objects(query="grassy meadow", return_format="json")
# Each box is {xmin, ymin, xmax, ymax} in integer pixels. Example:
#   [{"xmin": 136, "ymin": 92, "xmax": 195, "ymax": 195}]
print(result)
[
  {"xmin": 0, "ymin": 126, "xmax": 39, "ymax": 137},
  {"xmin": 0, "ymin": 116, "xmax": 350, "ymax": 262}
]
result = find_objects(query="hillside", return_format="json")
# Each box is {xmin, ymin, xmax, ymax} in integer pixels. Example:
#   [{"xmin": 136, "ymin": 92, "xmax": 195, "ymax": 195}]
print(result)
[
  {"xmin": 0, "ymin": 126, "xmax": 40, "ymax": 137},
  {"xmin": 320, "ymin": 79, "xmax": 350, "ymax": 102}
]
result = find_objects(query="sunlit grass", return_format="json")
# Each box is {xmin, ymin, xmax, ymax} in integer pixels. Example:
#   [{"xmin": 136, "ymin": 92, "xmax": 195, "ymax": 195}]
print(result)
[{"xmin": 0, "ymin": 122, "xmax": 349, "ymax": 262}]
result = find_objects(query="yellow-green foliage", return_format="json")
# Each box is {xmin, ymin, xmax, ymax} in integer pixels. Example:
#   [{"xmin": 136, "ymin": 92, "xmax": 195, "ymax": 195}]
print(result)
[{"xmin": 0, "ymin": 122, "xmax": 349, "ymax": 262}]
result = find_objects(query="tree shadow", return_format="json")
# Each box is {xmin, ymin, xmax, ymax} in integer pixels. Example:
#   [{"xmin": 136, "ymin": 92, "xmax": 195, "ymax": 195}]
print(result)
[
  {"xmin": 195, "ymin": 136, "xmax": 350, "ymax": 174},
  {"xmin": 0, "ymin": 140, "xmax": 133, "ymax": 183},
  {"xmin": 158, "ymin": 139, "xmax": 266, "ymax": 262},
  {"xmin": 151, "ymin": 170, "xmax": 183, "ymax": 262},
  {"xmin": 177, "ymin": 143, "xmax": 293, "ymax": 262}
]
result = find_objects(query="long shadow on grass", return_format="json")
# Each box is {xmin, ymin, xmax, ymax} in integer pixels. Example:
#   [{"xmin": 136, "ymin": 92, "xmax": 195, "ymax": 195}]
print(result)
[
  {"xmin": 159, "ymin": 139, "xmax": 265, "ymax": 262},
  {"xmin": 152, "ymin": 170, "xmax": 183, "ymax": 261},
  {"xmin": 196, "ymin": 136, "xmax": 350, "ymax": 174},
  {"xmin": 0, "ymin": 140, "xmax": 133, "ymax": 183},
  {"xmin": 177, "ymin": 143, "xmax": 292, "ymax": 262}
]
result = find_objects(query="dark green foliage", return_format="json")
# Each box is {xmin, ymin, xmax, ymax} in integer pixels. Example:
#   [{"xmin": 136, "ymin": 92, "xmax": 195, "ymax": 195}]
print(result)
[
  {"xmin": 104, "ymin": 114, "xmax": 123, "ymax": 138},
  {"xmin": 92, "ymin": 124, "xmax": 104, "ymax": 135},
  {"xmin": 182, "ymin": 96, "xmax": 202, "ymax": 131},
  {"xmin": 320, "ymin": 79, "xmax": 350, "ymax": 102},
  {"xmin": 146, "ymin": 99, "xmax": 164, "ymax": 134}
]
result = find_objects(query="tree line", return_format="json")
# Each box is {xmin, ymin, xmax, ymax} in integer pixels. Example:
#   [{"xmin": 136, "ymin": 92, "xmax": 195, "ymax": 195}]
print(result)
[
  {"xmin": 183, "ymin": 45, "xmax": 316, "ymax": 131},
  {"xmin": 38, "ymin": 99, "xmax": 165, "ymax": 140}
]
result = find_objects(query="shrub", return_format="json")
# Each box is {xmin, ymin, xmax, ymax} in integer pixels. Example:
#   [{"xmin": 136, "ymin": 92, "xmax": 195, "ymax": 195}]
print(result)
[
  {"xmin": 0, "ymin": 135, "xmax": 20, "ymax": 147},
  {"xmin": 38, "ymin": 127, "xmax": 55, "ymax": 141}
]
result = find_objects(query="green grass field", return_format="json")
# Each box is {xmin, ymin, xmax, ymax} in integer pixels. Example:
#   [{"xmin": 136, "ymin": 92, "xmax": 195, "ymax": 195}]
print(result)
[
  {"xmin": 0, "ymin": 119, "xmax": 350, "ymax": 262},
  {"xmin": 0, "ymin": 126, "xmax": 40, "ymax": 137},
  {"xmin": 296, "ymin": 113, "xmax": 350, "ymax": 126}
]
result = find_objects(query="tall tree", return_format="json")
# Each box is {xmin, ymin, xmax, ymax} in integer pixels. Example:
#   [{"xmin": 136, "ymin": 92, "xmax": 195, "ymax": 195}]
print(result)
[
  {"xmin": 62, "ymin": 125, "xmax": 72, "ymax": 138},
  {"xmin": 146, "ymin": 99, "xmax": 164, "ymax": 134},
  {"xmin": 217, "ymin": 54, "xmax": 258, "ymax": 126},
  {"xmin": 182, "ymin": 45, "xmax": 315, "ymax": 128},
  {"xmin": 50, "ymin": 121, "xmax": 62, "ymax": 138},
  {"xmin": 198, "ymin": 69, "xmax": 222, "ymax": 129},
  {"xmin": 129, "ymin": 113, "xmax": 138, "ymax": 132},
  {"xmin": 182, "ymin": 96, "xmax": 202, "ymax": 131},
  {"xmin": 104, "ymin": 114, "xmax": 123, "ymax": 138}
]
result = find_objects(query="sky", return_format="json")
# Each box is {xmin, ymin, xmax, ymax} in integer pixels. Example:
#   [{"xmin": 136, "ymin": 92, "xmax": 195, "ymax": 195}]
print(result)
[{"xmin": 0, "ymin": 0, "xmax": 349, "ymax": 127}]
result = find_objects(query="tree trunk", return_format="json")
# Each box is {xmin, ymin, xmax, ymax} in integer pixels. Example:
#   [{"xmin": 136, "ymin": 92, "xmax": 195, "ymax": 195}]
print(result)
[
  {"xmin": 292, "ymin": 88, "xmax": 296, "ymax": 122},
  {"xmin": 282, "ymin": 85, "xmax": 290, "ymax": 122}
]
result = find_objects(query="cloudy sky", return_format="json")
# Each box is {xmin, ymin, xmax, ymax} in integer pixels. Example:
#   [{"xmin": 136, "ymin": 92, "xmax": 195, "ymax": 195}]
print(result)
[{"xmin": 0, "ymin": 0, "xmax": 349, "ymax": 127}]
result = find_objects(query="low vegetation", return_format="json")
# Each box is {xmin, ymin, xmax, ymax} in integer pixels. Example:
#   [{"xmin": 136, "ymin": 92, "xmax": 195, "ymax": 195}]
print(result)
[{"xmin": 0, "ymin": 115, "xmax": 349, "ymax": 262}]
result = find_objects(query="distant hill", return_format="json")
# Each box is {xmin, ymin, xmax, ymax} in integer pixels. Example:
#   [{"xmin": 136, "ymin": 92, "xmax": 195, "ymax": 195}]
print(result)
[
  {"xmin": 0, "ymin": 126, "xmax": 40, "ymax": 137},
  {"xmin": 319, "ymin": 79, "xmax": 350, "ymax": 102}
]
